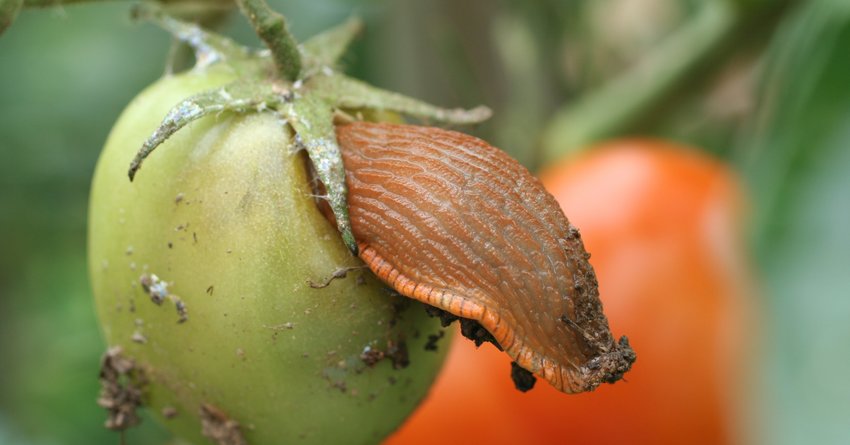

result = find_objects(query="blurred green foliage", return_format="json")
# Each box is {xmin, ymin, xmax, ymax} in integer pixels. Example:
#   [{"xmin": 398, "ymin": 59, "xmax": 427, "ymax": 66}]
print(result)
[
  {"xmin": 0, "ymin": 0, "xmax": 848, "ymax": 444},
  {"xmin": 0, "ymin": 4, "xmax": 170, "ymax": 444},
  {"xmin": 743, "ymin": 1, "xmax": 850, "ymax": 444}
]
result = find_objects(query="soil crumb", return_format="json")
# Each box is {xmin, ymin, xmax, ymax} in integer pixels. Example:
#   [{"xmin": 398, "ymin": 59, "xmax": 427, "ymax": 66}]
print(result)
[
  {"xmin": 427, "ymin": 305, "xmax": 552, "ymax": 392},
  {"xmin": 424, "ymin": 305, "xmax": 458, "ymax": 327},
  {"xmin": 131, "ymin": 331, "xmax": 147, "ymax": 344},
  {"xmin": 425, "ymin": 306, "xmax": 500, "ymax": 349},
  {"xmin": 140, "ymin": 273, "xmax": 189, "ymax": 323},
  {"xmin": 387, "ymin": 297, "xmax": 411, "ymax": 328},
  {"xmin": 358, "ymin": 337, "xmax": 409, "ymax": 369},
  {"xmin": 175, "ymin": 298, "xmax": 188, "ymax": 323},
  {"xmin": 200, "ymin": 403, "xmax": 247, "ymax": 445},
  {"xmin": 424, "ymin": 331, "xmax": 445, "ymax": 351},
  {"xmin": 140, "ymin": 273, "xmax": 169, "ymax": 305},
  {"xmin": 162, "ymin": 406, "xmax": 178, "ymax": 419},
  {"xmin": 387, "ymin": 339, "xmax": 409, "ymax": 369},
  {"xmin": 97, "ymin": 346, "xmax": 146, "ymax": 431},
  {"xmin": 510, "ymin": 362, "xmax": 537, "ymax": 392},
  {"xmin": 360, "ymin": 346, "xmax": 385, "ymax": 367},
  {"xmin": 460, "ymin": 318, "xmax": 500, "ymax": 349}
]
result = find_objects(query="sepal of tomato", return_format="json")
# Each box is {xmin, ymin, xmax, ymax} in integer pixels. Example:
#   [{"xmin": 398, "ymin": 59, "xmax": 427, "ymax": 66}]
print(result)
[{"xmin": 386, "ymin": 139, "xmax": 757, "ymax": 445}]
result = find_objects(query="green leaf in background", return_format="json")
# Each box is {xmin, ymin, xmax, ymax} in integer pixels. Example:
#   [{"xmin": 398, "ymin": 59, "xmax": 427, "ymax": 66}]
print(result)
[
  {"xmin": 0, "ymin": 4, "xmax": 172, "ymax": 444},
  {"xmin": 743, "ymin": 1, "xmax": 850, "ymax": 444}
]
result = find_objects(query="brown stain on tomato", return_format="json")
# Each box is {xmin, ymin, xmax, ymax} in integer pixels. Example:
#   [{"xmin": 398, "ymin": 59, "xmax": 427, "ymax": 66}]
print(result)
[{"xmin": 331, "ymin": 122, "xmax": 635, "ymax": 394}]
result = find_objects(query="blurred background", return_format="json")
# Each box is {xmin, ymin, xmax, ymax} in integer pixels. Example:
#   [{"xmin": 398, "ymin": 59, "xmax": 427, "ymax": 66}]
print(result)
[{"xmin": 0, "ymin": 0, "xmax": 848, "ymax": 444}]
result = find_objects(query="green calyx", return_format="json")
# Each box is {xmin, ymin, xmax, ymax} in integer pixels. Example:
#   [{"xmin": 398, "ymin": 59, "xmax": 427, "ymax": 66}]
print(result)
[{"xmin": 127, "ymin": 7, "xmax": 491, "ymax": 254}]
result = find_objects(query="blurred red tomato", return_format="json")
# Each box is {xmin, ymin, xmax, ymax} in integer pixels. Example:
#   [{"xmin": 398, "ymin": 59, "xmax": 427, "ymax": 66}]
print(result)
[{"xmin": 385, "ymin": 139, "xmax": 757, "ymax": 445}]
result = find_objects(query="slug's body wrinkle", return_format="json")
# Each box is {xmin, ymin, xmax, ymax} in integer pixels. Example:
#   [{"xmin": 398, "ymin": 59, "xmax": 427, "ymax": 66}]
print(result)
[{"xmin": 334, "ymin": 122, "xmax": 635, "ymax": 394}]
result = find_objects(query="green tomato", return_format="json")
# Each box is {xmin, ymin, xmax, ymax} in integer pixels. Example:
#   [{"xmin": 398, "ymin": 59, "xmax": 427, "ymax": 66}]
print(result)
[{"xmin": 88, "ymin": 66, "xmax": 448, "ymax": 444}]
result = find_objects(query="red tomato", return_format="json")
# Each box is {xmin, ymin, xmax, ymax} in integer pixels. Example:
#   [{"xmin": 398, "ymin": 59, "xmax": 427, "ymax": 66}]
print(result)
[{"xmin": 385, "ymin": 139, "xmax": 757, "ymax": 445}]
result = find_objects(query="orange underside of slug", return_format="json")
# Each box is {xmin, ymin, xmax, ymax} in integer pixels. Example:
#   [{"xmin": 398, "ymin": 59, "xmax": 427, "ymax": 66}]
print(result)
[{"xmin": 332, "ymin": 122, "xmax": 634, "ymax": 394}]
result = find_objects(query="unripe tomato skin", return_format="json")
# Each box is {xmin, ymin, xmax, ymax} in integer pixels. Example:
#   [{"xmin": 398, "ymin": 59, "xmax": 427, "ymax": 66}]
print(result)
[
  {"xmin": 386, "ymin": 139, "xmax": 756, "ymax": 445},
  {"xmin": 88, "ymin": 67, "xmax": 447, "ymax": 444}
]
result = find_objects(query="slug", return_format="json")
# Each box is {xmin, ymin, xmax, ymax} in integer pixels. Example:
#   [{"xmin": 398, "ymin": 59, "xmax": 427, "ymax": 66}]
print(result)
[{"xmin": 330, "ymin": 122, "xmax": 635, "ymax": 394}]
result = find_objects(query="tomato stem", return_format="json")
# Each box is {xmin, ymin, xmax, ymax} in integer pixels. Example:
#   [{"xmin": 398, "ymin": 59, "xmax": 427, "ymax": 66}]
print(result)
[{"xmin": 235, "ymin": 0, "xmax": 302, "ymax": 82}]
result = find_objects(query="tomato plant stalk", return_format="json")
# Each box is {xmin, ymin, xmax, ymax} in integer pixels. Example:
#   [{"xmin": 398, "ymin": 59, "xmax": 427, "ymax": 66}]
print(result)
[{"xmin": 235, "ymin": 0, "xmax": 301, "ymax": 81}]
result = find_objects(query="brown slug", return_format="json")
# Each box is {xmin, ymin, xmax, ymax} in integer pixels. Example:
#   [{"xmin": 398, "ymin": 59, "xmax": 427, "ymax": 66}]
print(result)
[{"xmin": 332, "ymin": 122, "xmax": 635, "ymax": 394}]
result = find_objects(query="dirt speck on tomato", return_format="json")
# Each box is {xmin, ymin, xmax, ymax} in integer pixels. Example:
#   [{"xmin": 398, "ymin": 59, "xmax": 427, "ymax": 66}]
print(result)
[
  {"xmin": 131, "ymin": 331, "xmax": 147, "ymax": 344},
  {"xmin": 360, "ymin": 345, "xmax": 385, "ymax": 367},
  {"xmin": 162, "ymin": 406, "xmax": 178, "ymax": 419},
  {"xmin": 387, "ymin": 339, "xmax": 410, "ymax": 369},
  {"xmin": 97, "ymin": 346, "xmax": 145, "ymax": 431},
  {"xmin": 423, "ymin": 330, "xmax": 446, "ymax": 351},
  {"xmin": 139, "ymin": 273, "xmax": 189, "ymax": 323},
  {"xmin": 199, "ymin": 403, "xmax": 247, "ymax": 445}
]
